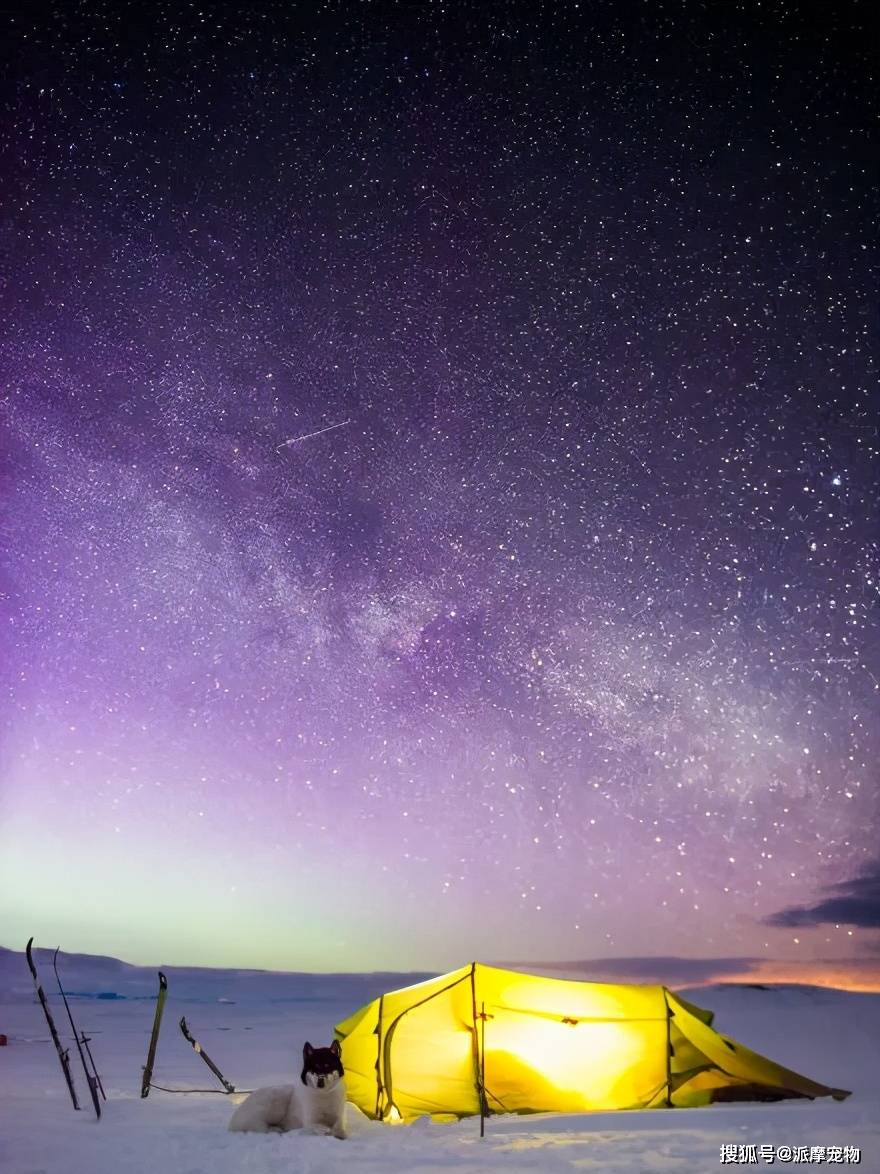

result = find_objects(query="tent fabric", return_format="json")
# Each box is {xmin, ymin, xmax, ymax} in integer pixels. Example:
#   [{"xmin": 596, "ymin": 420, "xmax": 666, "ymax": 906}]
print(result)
[{"xmin": 334, "ymin": 963, "xmax": 850, "ymax": 1122}]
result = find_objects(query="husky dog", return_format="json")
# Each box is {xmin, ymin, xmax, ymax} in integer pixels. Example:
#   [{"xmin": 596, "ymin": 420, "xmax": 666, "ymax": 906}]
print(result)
[{"xmin": 228, "ymin": 1041, "xmax": 347, "ymax": 1139}]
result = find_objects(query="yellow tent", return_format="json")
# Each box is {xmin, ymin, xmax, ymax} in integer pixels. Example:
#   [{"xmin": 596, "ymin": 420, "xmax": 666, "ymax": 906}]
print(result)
[{"xmin": 335, "ymin": 963, "xmax": 849, "ymax": 1122}]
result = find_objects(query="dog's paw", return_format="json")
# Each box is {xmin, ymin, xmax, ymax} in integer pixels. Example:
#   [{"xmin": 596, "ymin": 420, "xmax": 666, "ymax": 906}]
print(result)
[{"xmin": 332, "ymin": 1128, "xmax": 348, "ymax": 1140}]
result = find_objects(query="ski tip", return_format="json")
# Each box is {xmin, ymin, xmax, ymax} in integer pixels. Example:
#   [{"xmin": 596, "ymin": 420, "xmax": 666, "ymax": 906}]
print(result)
[
  {"xmin": 158, "ymin": 971, "xmax": 168, "ymax": 988},
  {"xmin": 26, "ymin": 936, "xmax": 34, "ymax": 953}
]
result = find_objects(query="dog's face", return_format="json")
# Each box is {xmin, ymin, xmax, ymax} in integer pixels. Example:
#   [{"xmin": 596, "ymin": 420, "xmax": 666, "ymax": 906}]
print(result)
[{"xmin": 301, "ymin": 1040, "xmax": 344, "ymax": 1090}]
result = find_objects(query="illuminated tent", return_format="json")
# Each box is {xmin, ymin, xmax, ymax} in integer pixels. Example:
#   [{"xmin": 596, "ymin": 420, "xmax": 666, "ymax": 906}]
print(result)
[{"xmin": 335, "ymin": 963, "xmax": 850, "ymax": 1121}]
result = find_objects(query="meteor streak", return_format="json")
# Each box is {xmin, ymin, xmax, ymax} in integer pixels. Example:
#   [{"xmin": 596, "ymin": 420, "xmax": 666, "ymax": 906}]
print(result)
[{"xmin": 277, "ymin": 420, "xmax": 351, "ymax": 450}]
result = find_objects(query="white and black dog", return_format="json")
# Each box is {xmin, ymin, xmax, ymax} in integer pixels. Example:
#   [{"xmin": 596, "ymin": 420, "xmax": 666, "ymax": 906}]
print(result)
[{"xmin": 228, "ymin": 1041, "xmax": 347, "ymax": 1139}]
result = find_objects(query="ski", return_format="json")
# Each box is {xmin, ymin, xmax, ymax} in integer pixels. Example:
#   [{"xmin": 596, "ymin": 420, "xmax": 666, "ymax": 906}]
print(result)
[
  {"xmin": 25, "ymin": 937, "xmax": 80, "ymax": 1111},
  {"xmin": 140, "ymin": 971, "xmax": 168, "ymax": 1098},
  {"xmin": 53, "ymin": 948, "xmax": 104, "ymax": 1119},
  {"xmin": 178, "ymin": 1016, "xmax": 236, "ymax": 1093}
]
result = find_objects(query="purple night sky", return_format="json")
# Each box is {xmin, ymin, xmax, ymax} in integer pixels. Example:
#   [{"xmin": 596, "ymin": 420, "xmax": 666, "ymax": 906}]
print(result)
[{"xmin": 1, "ymin": 1, "xmax": 877, "ymax": 983}]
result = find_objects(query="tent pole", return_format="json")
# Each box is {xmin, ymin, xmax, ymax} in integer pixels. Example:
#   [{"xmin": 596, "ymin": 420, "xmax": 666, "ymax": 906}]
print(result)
[
  {"xmin": 665, "ymin": 995, "xmax": 672, "ymax": 1107},
  {"xmin": 469, "ymin": 963, "xmax": 487, "ymax": 1137},
  {"xmin": 375, "ymin": 995, "xmax": 384, "ymax": 1120},
  {"xmin": 480, "ymin": 1000, "xmax": 486, "ymax": 1138}
]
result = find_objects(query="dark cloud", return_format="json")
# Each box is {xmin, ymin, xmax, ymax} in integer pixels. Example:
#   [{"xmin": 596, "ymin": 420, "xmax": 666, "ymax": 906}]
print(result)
[{"xmin": 766, "ymin": 863, "xmax": 880, "ymax": 929}]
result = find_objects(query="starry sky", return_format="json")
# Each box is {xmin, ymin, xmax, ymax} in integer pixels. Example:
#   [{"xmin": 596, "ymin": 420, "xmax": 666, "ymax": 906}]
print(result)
[{"xmin": 1, "ymin": 1, "xmax": 877, "ymax": 981}]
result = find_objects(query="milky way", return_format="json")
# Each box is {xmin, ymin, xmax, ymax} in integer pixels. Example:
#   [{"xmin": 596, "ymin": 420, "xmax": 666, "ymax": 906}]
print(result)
[{"xmin": 1, "ymin": 1, "xmax": 876, "ymax": 974}]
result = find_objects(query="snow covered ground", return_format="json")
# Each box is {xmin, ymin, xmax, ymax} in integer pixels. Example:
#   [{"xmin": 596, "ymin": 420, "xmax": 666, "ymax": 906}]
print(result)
[{"xmin": 1, "ymin": 949, "xmax": 877, "ymax": 1173}]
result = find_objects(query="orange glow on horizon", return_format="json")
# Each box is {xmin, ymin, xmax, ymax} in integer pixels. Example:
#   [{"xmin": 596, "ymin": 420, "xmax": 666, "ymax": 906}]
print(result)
[
  {"xmin": 695, "ymin": 961, "xmax": 880, "ymax": 994},
  {"xmin": 529, "ymin": 958, "xmax": 880, "ymax": 995}
]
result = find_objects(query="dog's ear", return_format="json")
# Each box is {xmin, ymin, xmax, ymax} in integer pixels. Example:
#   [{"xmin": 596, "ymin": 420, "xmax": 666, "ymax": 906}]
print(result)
[
  {"xmin": 330, "ymin": 1039, "xmax": 341, "ymax": 1056},
  {"xmin": 303, "ymin": 1042, "xmax": 314, "ymax": 1058}
]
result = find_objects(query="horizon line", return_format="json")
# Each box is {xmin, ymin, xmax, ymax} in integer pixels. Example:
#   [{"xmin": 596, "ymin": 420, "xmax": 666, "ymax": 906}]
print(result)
[{"xmin": 3, "ymin": 943, "xmax": 879, "ymax": 993}]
